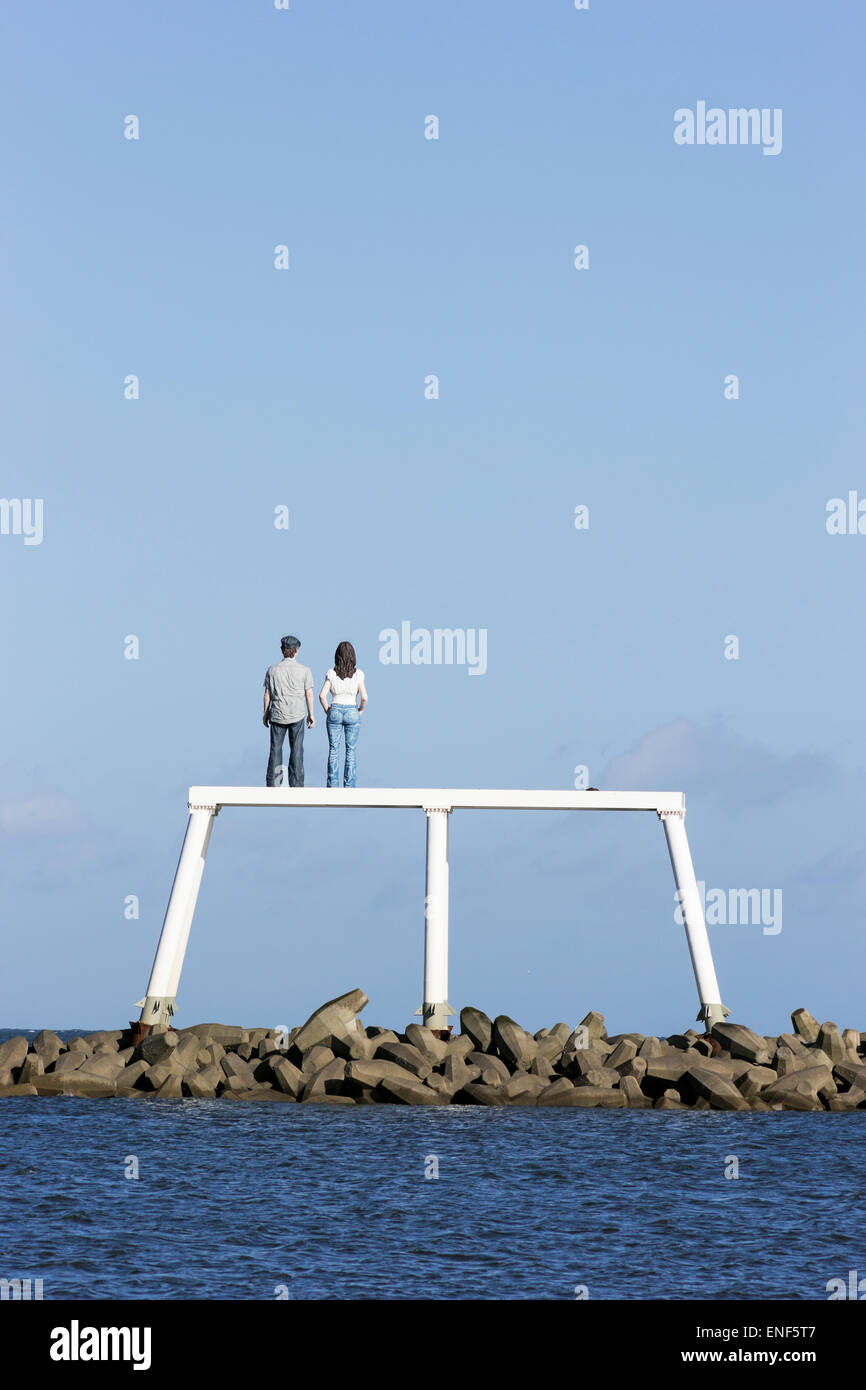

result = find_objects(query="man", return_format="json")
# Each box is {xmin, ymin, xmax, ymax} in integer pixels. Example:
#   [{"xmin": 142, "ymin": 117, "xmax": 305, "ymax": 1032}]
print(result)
[{"xmin": 263, "ymin": 635, "xmax": 315, "ymax": 787}]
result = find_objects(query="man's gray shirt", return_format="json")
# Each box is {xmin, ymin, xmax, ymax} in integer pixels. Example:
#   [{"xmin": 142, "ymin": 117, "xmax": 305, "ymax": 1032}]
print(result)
[{"xmin": 264, "ymin": 656, "xmax": 313, "ymax": 725}]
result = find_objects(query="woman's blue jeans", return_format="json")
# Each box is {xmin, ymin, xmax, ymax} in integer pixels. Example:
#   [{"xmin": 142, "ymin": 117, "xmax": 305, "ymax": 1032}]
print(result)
[{"xmin": 327, "ymin": 705, "xmax": 360, "ymax": 787}]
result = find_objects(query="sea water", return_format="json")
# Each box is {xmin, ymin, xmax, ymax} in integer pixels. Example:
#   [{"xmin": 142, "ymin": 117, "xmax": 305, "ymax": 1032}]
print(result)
[{"xmin": 1, "ymin": 1030, "xmax": 864, "ymax": 1300}]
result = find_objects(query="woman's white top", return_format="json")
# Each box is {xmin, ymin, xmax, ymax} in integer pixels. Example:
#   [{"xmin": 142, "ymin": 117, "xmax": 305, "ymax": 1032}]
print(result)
[{"xmin": 328, "ymin": 668, "xmax": 364, "ymax": 706}]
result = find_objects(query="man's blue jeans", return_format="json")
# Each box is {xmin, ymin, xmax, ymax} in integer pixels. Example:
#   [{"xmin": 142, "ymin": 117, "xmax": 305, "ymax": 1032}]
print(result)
[
  {"xmin": 327, "ymin": 705, "xmax": 360, "ymax": 787},
  {"xmin": 267, "ymin": 719, "xmax": 305, "ymax": 787}
]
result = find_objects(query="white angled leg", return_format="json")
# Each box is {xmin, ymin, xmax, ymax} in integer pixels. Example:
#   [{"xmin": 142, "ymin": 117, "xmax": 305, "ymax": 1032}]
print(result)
[
  {"xmin": 166, "ymin": 809, "xmax": 216, "ymax": 1000},
  {"xmin": 660, "ymin": 810, "xmax": 729, "ymax": 1029},
  {"xmin": 417, "ymin": 807, "xmax": 455, "ymax": 1032},
  {"xmin": 136, "ymin": 807, "xmax": 216, "ymax": 1029}
]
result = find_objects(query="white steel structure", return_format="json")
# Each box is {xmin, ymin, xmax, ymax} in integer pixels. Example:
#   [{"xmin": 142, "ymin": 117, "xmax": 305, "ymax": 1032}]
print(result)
[{"xmin": 134, "ymin": 787, "xmax": 730, "ymax": 1035}]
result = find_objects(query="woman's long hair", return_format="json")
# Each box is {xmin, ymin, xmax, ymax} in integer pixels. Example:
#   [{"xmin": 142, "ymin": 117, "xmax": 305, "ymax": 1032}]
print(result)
[{"xmin": 334, "ymin": 641, "xmax": 357, "ymax": 680}]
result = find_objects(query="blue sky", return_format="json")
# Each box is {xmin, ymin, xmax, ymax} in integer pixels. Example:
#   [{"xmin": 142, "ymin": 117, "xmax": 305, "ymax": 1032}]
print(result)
[{"xmin": 1, "ymin": 1, "xmax": 864, "ymax": 1035}]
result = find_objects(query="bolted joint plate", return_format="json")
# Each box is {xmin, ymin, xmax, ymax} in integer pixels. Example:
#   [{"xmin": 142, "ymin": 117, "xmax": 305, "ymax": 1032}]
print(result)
[
  {"xmin": 136, "ymin": 994, "xmax": 176, "ymax": 1027},
  {"xmin": 416, "ymin": 1001, "xmax": 457, "ymax": 1029},
  {"xmin": 697, "ymin": 1001, "xmax": 731, "ymax": 1026}
]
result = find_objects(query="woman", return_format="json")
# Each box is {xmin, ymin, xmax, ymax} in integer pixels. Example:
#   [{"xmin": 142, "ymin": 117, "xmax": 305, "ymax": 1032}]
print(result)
[{"xmin": 319, "ymin": 641, "xmax": 368, "ymax": 788}]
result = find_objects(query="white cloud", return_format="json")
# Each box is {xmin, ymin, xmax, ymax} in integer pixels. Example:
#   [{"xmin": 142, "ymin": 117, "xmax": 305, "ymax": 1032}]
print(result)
[
  {"xmin": 602, "ymin": 719, "xmax": 831, "ymax": 808},
  {"xmin": 0, "ymin": 794, "xmax": 82, "ymax": 833}
]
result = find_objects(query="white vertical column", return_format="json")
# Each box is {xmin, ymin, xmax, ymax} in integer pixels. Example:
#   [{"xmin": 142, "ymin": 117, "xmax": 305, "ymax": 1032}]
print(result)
[
  {"xmin": 417, "ymin": 806, "xmax": 456, "ymax": 1033},
  {"xmin": 660, "ymin": 809, "xmax": 729, "ymax": 1029},
  {"xmin": 136, "ymin": 806, "xmax": 217, "ymax": 1030}
]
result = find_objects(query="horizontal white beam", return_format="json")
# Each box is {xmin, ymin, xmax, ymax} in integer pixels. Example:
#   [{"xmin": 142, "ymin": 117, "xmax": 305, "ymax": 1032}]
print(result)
[{"xmin": 188, "ymin": 787, "xmax": 685, "ymax": 813}]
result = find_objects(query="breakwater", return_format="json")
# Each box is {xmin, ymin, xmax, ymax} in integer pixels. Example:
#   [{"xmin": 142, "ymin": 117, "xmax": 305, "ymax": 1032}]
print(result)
[{"xmin": 1, "ymin": 992, "xmax": 864, "ymax": 1110}]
